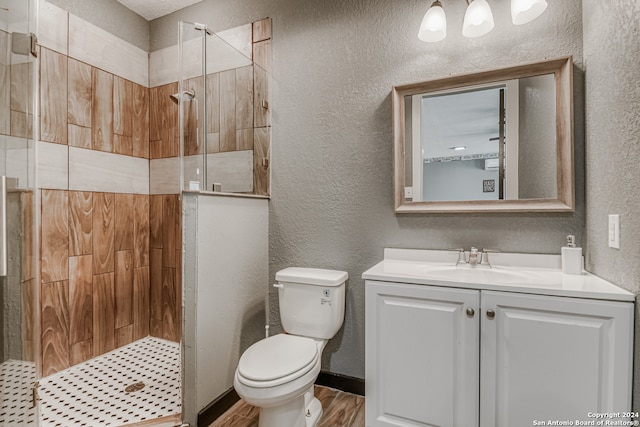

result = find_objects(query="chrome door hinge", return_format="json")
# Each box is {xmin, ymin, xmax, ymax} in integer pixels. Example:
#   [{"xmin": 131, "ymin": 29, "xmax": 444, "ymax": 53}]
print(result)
[
  {"xmin": 32, "ymin": 381, "xmax": 40, "ymax": 408},
  {"xmin": 30, "ymin": 33, "xmax": 38, "ymax": 57},
  {"xmin": 11, "ymin": 32, "xmax": 38, "ymax": 57}
]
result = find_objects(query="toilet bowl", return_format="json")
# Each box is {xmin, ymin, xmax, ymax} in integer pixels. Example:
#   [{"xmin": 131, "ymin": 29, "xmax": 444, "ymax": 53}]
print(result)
[
  {"xmin": 234, "ymin": 335, "xmax": 326, "ymax": 426},
  {"xmin": 233, "ymin": 267, "xmax": 347, "ymax": 427}
]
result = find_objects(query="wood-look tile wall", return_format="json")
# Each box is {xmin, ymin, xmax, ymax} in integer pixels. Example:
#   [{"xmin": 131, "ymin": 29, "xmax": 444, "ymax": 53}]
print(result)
[
  {"xmin": 0, "ymin": 30, "xmax": 9, "ymax": 136},
  {"xmin": 38, "ymin": 33, "xmax": 160, "ymax": 377},
  {"xmin": 149, "ymin": 17, "xmax": 272, "ymax": 196},
  {"xmin": 149, "ymin": 82, "xmax": 179, "ymax": 159},
  {"xmin": 40, "ymin": 189, "xmax": 151, "ymax": 376},
  {"xmin": 1, "ymin": 29, "xmax": 34, "ymax": 139},
  {"xmin": 148, "ymin": 194, "xmax": 181, "ymax": 343},
  {"xmin": 252, "ymin": 18, "xmax": 272, "ymax": 196},
  {"xmin": 22, "ymin": 191, "xmax": 36, "ymax": 362},
  {"xmin": 40, "ymin": 46, "xmax": 149, "ymax": 158},
  {"xmin": 37, "ymin": 17, "xmax": 270, "ymax": 376}
]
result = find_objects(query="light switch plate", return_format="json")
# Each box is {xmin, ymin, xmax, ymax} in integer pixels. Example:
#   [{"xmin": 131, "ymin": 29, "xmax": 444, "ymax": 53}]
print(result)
[{"xmin": 608, "ymin": 214, "xmax": 620, "ymax": 249}]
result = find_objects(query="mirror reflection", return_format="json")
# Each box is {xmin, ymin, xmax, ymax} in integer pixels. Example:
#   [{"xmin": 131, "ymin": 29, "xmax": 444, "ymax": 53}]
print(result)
[
  {"xmin": 393, "ymin": 56, "xmax": 574, "ymax": 213},
  {"xmin": 405, "ymin": 74, "xmax": 556, "ymax": 203}
]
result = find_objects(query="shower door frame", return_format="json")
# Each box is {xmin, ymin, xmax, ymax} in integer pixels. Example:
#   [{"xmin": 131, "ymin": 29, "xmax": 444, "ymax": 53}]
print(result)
[
  {"xmin": 178, "ymin": 21, "xmax": 211, "ymax": 193},
  {"xmin": 1, "ymin": 0, "xmax": 41, "ymax": 424}
]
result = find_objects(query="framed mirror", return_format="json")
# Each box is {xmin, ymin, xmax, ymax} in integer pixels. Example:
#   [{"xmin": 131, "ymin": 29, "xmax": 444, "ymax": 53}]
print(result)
[{"xmin": 393, "ymin": 56, "xmax": 574, "ymax": 213}]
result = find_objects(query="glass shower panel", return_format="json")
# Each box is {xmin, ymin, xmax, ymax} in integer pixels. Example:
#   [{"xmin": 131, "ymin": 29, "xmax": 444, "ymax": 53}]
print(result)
[
  {"xmin": 179, "ymin": 21, "xmax": 204, "ymax": 192},
  {"xmin": 0, "ymin": 0, "xmax": 38, "ymax": 425},
  {"xmin": 179, "ymin": 21, "xmax": 253, "ymax": 193}
]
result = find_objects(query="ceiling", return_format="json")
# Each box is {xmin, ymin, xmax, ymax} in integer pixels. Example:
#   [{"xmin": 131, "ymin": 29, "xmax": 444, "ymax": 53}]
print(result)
[
  {"xmin": 422, "ymin": 87, "xmax": 502, "ymax": 161},
  {"xmin": 116, "ymin": 0, "xmax": 204, "ymax": 21}
]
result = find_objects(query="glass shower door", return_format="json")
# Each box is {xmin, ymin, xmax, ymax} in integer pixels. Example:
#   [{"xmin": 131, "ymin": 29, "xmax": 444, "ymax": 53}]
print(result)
[
  {"xmin": 0, "ymin": 0, "xmax": 38, "ymax": 425},
  {"xmin": 178, "ymin": 20, "xmax": 254, "ymax": 193}
]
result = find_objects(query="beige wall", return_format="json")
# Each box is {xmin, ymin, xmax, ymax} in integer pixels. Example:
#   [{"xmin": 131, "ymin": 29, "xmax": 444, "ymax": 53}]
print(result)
[
  {"xmin": 45, "ymin": 0, "xmax": 149, "ymax": 51},
  {"xmin": 583, "ymin": 0, "xmax": 640, "ymax": 411},
  {"xmin": 152, "ymin": 0, "xmax": 585, "ymax": 380}
]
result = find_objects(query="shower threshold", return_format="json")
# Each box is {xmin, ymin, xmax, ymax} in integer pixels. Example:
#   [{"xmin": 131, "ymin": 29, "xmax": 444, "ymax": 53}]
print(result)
[{"xmin": 39, "ymin": 336, "xmax": 181, "ymax": 427}]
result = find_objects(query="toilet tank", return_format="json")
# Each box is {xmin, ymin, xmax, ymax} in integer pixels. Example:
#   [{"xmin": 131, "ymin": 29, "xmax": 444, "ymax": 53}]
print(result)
[{"xmin": 275, "ymin": 267, "xmax": 348, "ymax": 340}]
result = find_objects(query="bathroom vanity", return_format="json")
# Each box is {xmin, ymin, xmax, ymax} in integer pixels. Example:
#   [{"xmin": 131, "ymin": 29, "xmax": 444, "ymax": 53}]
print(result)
[{"xmin": 363, "ymin": 248, "xmax": 634, "ymax": 427}]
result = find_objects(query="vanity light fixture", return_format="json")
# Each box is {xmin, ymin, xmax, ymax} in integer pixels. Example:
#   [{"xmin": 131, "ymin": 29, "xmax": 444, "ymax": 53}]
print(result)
[
  {"xmin": 450, "ymin": 145, "xmax": 468, "ymax": 151},
  {"xmin": 418, "ymin": 0, "xmax": 547, "ymax": 42},
  {"xmin": 511, "ymin": 0, "xmax": 548, "ymax": 25},
  {"xmin": 462, "ymin": 0, "xmax": 494, "ymax": 38},
  {"xmin": 418, "ymin": 1, "xmax": 447, "ymax": 42}
]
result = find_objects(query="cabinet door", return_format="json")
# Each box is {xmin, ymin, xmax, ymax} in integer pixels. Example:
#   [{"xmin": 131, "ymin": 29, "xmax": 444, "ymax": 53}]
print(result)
[
  {"xmin": 480, "ymin": 291, "xmax": 633, "ymax": 427},
  {"xmin": 365, "ymin": 281, "xmax": 479, "ymax": 427}
]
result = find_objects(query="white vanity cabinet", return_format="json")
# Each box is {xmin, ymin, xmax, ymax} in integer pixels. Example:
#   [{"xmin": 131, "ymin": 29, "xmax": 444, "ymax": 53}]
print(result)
[
  {"xmin": 480, "ymin": 291, "xmax": 633, "ymax": 427},
  {"xmin": 365, "ymin": 280, "xmax": 633, "ymax": 427},
  {"xmin": 365, "ymin": 281, "xmax": 480, "ymax": 427}
]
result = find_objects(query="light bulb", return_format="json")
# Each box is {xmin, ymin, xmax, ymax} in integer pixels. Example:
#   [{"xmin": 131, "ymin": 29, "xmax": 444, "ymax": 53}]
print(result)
[
  {"xmin": 418, "ymin": 1, "xmax": 447, "ymax": 42},
  {"xmin": 462, "ymin": 0, "xmax": 495, "ymax": 38},
  {"xmin": 511, "ymin": 0, "xmax": 548, "ymax": 25}
]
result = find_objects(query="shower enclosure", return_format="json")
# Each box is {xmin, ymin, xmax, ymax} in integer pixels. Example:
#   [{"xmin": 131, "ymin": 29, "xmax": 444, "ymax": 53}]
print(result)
[
  {"xmin": 176, "ymin": 19, "xmax": 271, "ymax": 426},
  {"xmin": 1, "ymin": 2, "xmax": 271, "ymax": 424},
  {"xmin": 177, "ymin": 20, "xmax": 271, "ymax": 195},
  {"xmin": 0, "ymin": 0, "xmax": 38, "ymax": 425}
]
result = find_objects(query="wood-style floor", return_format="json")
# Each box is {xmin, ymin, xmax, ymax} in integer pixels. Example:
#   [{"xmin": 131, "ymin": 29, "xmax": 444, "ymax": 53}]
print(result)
[{"xmin": 209, "ymin": 385, "xmax": 365, "ymax": 427}]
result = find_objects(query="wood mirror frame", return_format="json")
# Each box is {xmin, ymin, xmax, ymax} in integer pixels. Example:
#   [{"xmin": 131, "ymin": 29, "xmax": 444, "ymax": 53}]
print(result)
[{"xmin": 393, "ymin": 56, "xmax": 574, "ymax": 213}]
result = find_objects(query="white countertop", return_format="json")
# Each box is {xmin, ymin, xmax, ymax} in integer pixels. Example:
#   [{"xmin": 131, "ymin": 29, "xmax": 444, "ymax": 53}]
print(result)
[{"xmin": 362, "ymin": 248, "xmax": 635, "ymax": 302}]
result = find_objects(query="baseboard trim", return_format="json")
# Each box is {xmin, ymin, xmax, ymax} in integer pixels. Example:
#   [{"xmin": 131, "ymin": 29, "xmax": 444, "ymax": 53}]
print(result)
[
  {"xmin": 197, "ymin": 387, "xmax": 240, "ymax": 427},
  {"xmin": 315, "ymin": 371, "xmax": 365, "ymax": 396}
]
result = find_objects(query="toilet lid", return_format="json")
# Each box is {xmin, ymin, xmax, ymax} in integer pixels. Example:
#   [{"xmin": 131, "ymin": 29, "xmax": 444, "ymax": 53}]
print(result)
[{"xmin": 238, "ymin": 334, "xmax": 318, "ymax": 382}]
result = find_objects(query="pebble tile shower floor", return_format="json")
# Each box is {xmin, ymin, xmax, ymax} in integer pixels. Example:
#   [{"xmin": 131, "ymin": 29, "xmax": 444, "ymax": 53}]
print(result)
[{"xmin": 38, "ymin": 337, "xmax": 181, "ymax": 427}]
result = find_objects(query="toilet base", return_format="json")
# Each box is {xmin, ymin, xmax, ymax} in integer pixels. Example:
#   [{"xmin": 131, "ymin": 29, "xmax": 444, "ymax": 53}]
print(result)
[
  {"xmin": 306, "ymin": 396, "xmax": 323, "ymax": 427},
  {"xmin": 257, "ymin": 391, "xmax": 323, "ymax": 427}
]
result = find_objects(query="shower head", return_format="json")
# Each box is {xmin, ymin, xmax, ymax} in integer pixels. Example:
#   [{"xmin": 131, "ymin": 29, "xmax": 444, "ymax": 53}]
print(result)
[{"xmin": 170, "ymin": 89, "xmax": 196, "ymax": 104}]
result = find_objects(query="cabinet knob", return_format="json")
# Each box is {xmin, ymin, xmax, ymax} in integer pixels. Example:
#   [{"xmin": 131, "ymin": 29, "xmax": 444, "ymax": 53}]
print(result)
[
  {"xmin": 486, "ymin": 309, "xmax": 495, "ymax": 320},
  {"xmin": 466, "ymin": 308, "xmax": 475, "ymax": 318}
]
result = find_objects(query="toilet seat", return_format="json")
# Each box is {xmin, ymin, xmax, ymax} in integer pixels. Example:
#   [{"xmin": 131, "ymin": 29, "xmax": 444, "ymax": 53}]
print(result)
[{"xmin": 237, "ymin": 334, "xmax": 319, "ymax": 388}]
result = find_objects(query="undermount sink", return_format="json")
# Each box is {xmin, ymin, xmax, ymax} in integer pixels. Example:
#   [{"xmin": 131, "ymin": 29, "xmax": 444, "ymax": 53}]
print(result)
[{"xmin": 421, "ymin": 265, "xmax": 538, "ymax": 285}]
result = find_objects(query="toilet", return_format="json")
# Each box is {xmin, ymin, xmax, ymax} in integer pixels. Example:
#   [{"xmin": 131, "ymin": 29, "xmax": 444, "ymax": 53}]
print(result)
[{"xmin": 234, "ymin": 267, "xmax": 348, "ymax": 427}]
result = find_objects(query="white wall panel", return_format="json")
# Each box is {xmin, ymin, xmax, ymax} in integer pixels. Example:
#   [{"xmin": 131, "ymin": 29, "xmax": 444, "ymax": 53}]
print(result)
[
  {"xmin": 69, "ymin": 14, "xmax": 148, "ymax": 86},
  {"xmin": 37, "ymin": 141, "xmax": 68, "ymax": 190},
  {"xmin": 38, "ymin": 1, "xmax": 69, "ymax": 55},
  {"xmin": 149, "ymin": 157, "xmax": 180, "ymax": 194},
  {"xmin": 69, "ymin": 147, "xmax": 149, "ymax": 194},
  {"xmin": 182, "ymin": 193, "xmax": 268, "ymax": 417},
  {"xmin": 149, "ymin": 24, "xmax": 252, "ymax": 88},
  {"xmin": 207, "ymin": 150, "xmax": 253, "ymax": 193}
]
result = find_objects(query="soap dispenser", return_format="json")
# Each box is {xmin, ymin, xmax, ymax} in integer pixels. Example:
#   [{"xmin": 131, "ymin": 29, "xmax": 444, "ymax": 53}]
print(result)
[{"xmin": 562, "ymin": 235, "xmax": 583, "ymax": 275}]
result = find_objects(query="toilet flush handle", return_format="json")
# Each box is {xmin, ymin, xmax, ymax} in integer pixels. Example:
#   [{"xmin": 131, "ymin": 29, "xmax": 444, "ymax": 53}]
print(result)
[{"xmin": 273, "ymin": 283, "xmax": 284, "ymax": 289}]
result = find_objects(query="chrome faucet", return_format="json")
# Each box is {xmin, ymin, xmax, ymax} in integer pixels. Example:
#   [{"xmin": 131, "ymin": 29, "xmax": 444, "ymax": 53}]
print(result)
[
  {"xmin": 450, "ymin": 248, "xmax": 466, "ymax": 266},
  {"xmin": 468, "ymin": 247, "xmax": 480, "ymax": 265},
  {"xmin": 450, "ymin": 247, "xmax": 500, "ymax": 267},
  {"xmin": 481, "ymin": 248, "xmax": 500, "ymax": 268}
]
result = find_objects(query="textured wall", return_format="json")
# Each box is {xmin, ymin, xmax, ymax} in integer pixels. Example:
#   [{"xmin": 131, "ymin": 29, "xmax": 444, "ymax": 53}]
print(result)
[
  {"xmin": 45, "ymin": 0, "xmax": 150, "ymax": 51},
  {"xmin": 518, "ymin": 74, "xmax": 557, "ymax": 199},
  {"xmin": 152, "ymin": 0, "xmax": 584, "ymax": 380},
  {"xmin": 582, "ymin": 0, "xmax": 640, "ymax": 411}
]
